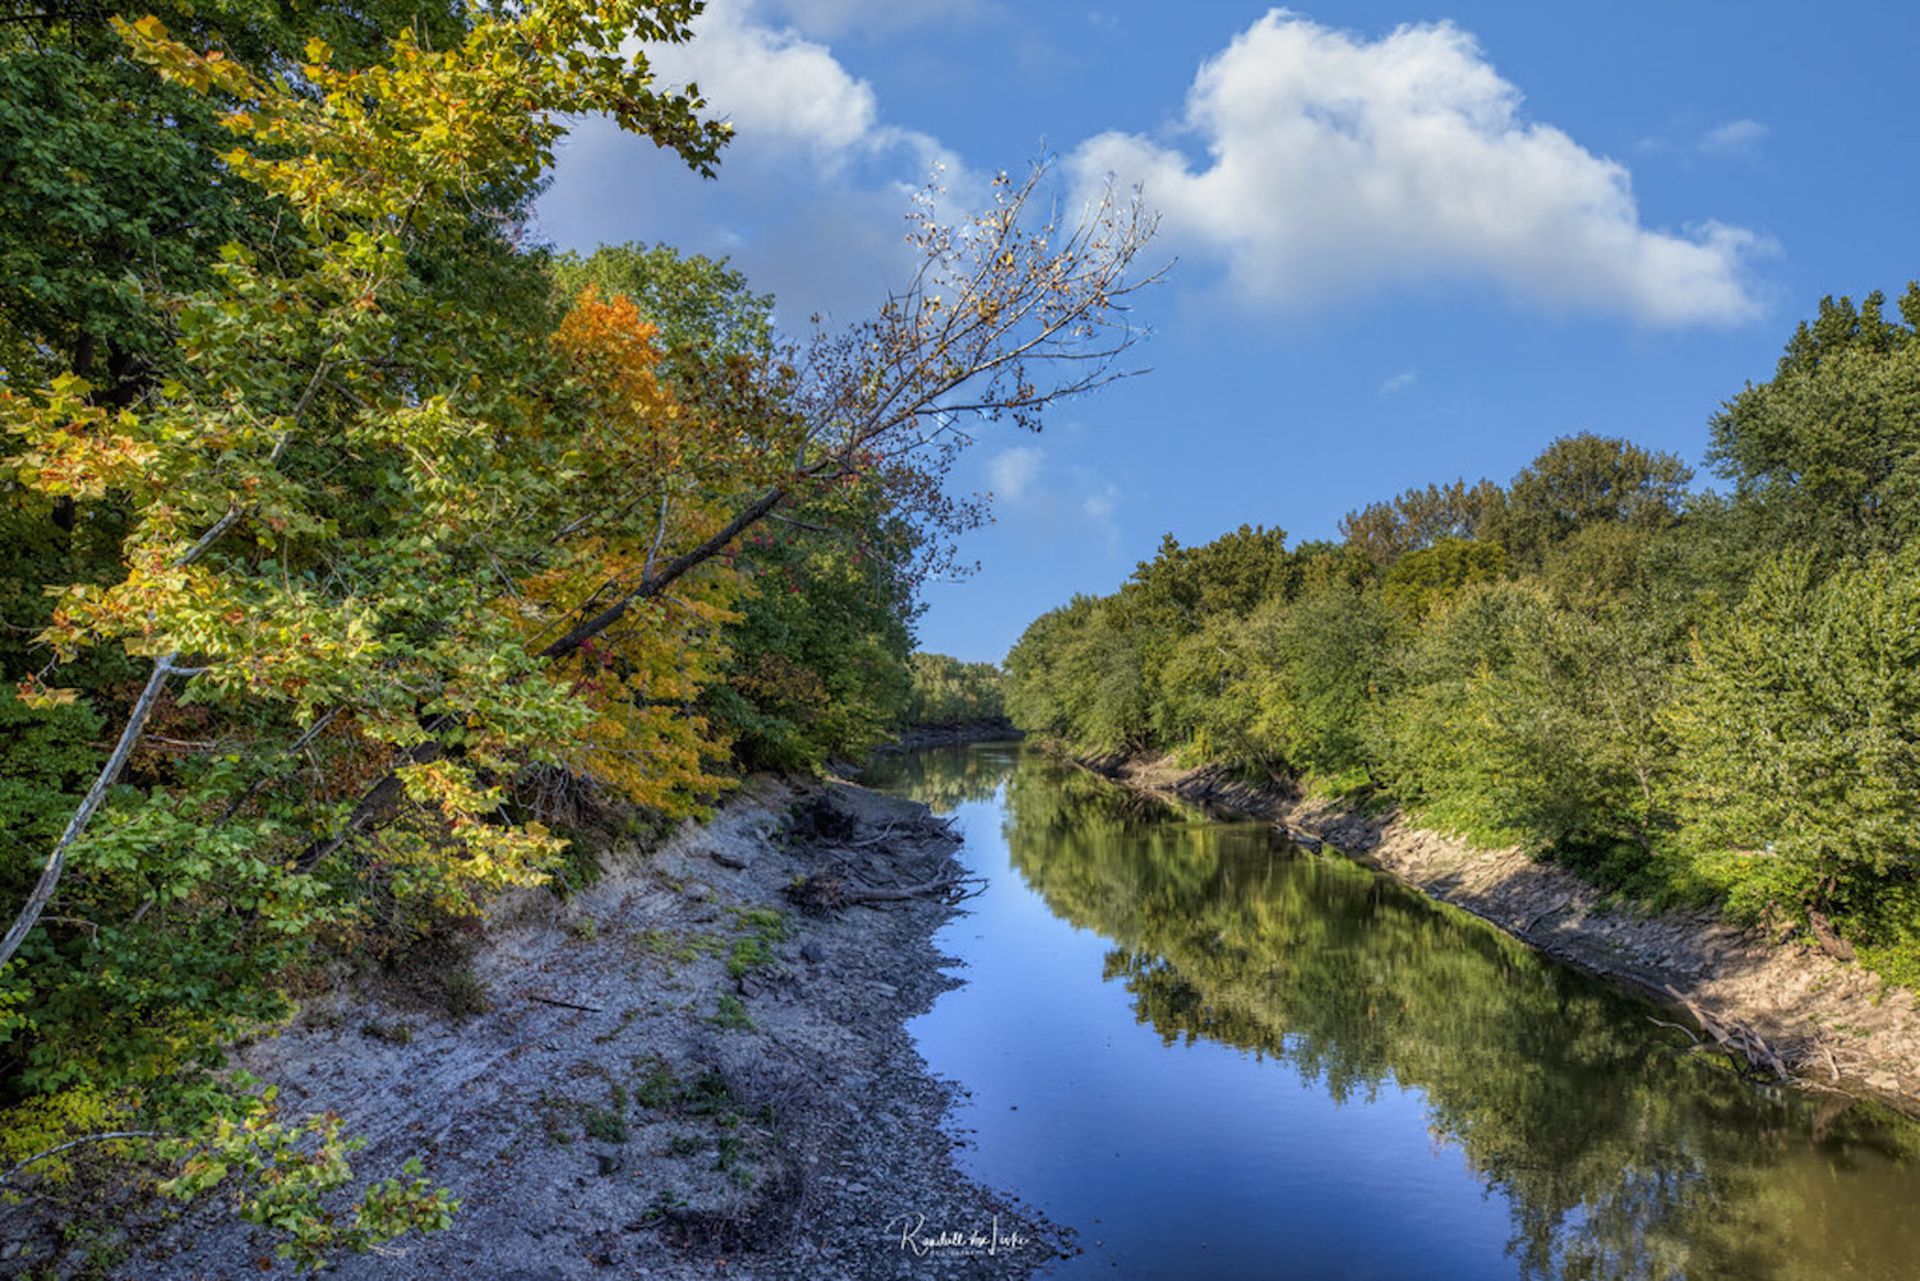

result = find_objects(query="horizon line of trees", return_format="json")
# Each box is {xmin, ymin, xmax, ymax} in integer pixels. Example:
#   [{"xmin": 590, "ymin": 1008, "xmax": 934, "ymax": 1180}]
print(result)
[{"xmin": 1006, "ymin": 287, "xmax": 1920, "ymax": 990}]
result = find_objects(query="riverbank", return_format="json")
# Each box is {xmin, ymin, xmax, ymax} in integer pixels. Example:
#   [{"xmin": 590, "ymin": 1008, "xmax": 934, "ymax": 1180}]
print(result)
[
  {"xmin": 8, "ymin": 778, "xmax": 1060, "ymax": 1279},
  {"xmin": 1079, "ymin": 750, "xmax": 1920, "ymax": 1118},
  {"xmin": 875, "ymin": 721, "xmax": 1024, "ymax": 754}
]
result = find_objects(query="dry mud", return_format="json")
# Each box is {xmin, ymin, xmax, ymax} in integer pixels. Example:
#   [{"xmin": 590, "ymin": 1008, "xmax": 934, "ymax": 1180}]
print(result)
[
  {"xmin": 19, "ymin": 778, "xmax": 1061, "ymax": 1280},
  {"xmin": 1090, "ymin": 752, "xmax": 1920, "ymax": 1118}
]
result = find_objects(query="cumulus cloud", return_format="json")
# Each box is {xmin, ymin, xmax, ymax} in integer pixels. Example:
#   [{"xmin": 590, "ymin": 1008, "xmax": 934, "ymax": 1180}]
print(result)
[
  {"xmin": 988, "ymin": 445, "xmax": 1044, "ymax": 503},
  {"xmin": 1379, "ymin": 368, "xmax": 1418, "ymax": 395},
  {"xmin": 642, "ymin": 0, "xmax": 945, "ymax": 169},
  {"xmin": 539, "ymin": 0, "xmax": 971, "ymax": 323},
  {"xmin": 1068, "ymin": 11, "xmax": 1769, "ymax": 326}
]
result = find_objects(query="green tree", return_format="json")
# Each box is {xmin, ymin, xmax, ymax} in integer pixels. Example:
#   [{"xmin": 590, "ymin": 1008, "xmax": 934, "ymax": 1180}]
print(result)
[
  {"xmin": 1339, "ymin": 478, "xmax": 1505, "ymax": 564},
  {"xmin": 1709, "ymin": 286, "xmax": 1920, "ymax": 558},
  {"xmin": 1380, "ymin": 537, "xmax": 1508, "ymax": 620},
  {"xmin": 1490, "ymin": 432, "xmax": 1692, "ymax": 570},
  {"xmin": 1668, "ymin": 548, "xmax": 1920, "ymax": 960},
  {"xmin": 1247, "ymin": 578, "xmax": 1395, "ymax": 780},
  {"xmin": 901, "ymin": 652, "xmax": 1006, "ymax": 727}
]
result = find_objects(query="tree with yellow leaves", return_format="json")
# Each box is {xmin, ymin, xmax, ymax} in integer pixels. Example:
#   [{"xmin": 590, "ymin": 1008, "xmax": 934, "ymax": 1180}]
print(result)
[{"xmin": 0, "ymin": 1, "xmax": 1153, "ymax": 1260}]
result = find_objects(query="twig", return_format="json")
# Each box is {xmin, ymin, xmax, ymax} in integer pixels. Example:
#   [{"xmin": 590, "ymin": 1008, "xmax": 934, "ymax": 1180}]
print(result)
[{"xmin": 528, "ymin": 994, "xmax": 602, "ymax": 1013}]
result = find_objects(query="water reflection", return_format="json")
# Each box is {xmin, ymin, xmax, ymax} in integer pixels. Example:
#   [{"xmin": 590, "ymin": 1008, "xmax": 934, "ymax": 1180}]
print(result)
[{"xmin": 875, "ymin": 744, "xmax": 1920, "ymax": 1281}]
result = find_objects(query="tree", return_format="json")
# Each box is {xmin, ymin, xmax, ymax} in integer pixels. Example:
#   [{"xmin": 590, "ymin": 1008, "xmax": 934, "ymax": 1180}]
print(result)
[
  {"xmin": 901, "ymin": 653, "xmax": 1005, "ymax": 727},
  {"xmin": 552, "ymin": 242, "xmax": 775, "ymax": 367},
  {"xmin": 1491, "ymin": 433, "xmax": 1692, "ymax": 569},
  {"xmin": 1339, "ymin": 479, "xmax": 1505, "ymax": 564},
  {"xmin": 1381, "ymin": 537, "xmax": 1507, "ymax": 621},
  {"xmin": 549, "ymin": 243, "xmax": 921, "ymax": 770},
  {"xmin": 1709, "ymin": 286, "xmax": 1920, "ymax": 558},
  {"xmin": 0, "ymin": 5, "xmax": 737, "ymax": 1238},
  {"xmin": 1247, "ymin": 578, "xmax": 1394, "ymax": 780},
  {"xmin": 1667, "ymin": 548, "xmax": 1920, "ymax": 954}
]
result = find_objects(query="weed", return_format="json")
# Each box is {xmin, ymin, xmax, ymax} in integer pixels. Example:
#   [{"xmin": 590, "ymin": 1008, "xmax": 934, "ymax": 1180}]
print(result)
[{"xmin": 726, "ymin": 935, "xmax": 774, "ymax": 979}]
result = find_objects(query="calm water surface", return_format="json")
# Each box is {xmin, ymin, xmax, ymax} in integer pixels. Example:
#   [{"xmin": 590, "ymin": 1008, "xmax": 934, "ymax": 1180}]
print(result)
[{"xmin": 864, "ymin": 742, "xmax": 1920, "ymax": 1281}]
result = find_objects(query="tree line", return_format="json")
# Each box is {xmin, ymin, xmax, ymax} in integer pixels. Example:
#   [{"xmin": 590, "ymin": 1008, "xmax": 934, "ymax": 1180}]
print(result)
[
  {"xmin": 0, "ymin": 0, "xmax": 1150, "ymax": 1260},
  {"xmin": 1006, "ymin": 291, "xmax": 1920, "ymax": 989}
]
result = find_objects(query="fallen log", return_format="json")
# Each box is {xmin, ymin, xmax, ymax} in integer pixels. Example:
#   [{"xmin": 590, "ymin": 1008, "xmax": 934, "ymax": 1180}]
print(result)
[{"xmin": 1664, "ymin": 985, "xmax": 1789, "ymax": 1081}]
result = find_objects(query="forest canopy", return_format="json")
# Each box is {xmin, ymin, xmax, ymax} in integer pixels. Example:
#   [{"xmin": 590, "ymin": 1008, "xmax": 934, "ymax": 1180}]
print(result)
[{"xmin": 1006, "ymin": 291, "xmax": 1920, "ymax": 992}]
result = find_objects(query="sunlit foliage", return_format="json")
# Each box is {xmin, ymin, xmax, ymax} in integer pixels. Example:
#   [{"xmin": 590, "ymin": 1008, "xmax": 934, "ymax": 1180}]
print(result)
[{"xmin": 1007, "ymin": 299, "xmax": 1920, "ymax": 982}]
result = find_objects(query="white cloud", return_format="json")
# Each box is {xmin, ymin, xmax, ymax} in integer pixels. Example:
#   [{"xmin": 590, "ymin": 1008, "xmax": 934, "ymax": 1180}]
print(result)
[
  {"xmin": 988, "ymin": 445, "xmax": 1044, "ymax": 503},
  {"xmin": 1379, "ymin": 368, "xmax": 1418, "ymax": 395},
  {"xmin": 1068, "ymin": 11, "xmax": 1769, "ymax": 326},
  {"xmin": 641, "ymin": 0, "xmax": 938, "ymax": 167},
  {"xmin": 539, "ymin": 0, "xmax": 973, "ymax": 324},
  {"xmin": 1698, "ymin": 118, "xmax": 1767, "ymax": 155}
]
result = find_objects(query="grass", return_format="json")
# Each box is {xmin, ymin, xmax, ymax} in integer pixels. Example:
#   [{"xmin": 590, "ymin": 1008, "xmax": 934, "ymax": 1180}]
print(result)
[
  {"xmin": 725, "ymin": 907, "xmax": 787, "ymax": 978},
  {"xmin": 709, "ymin": 993, "xmax": 753, "ymax": 1031},
  {"xmin": 440, "ymin": 968, "xmax": 489, "ymax": 1019},
  {"xmin": 633, "ymin": 928, "xmax": 719, "ymax": 975}
]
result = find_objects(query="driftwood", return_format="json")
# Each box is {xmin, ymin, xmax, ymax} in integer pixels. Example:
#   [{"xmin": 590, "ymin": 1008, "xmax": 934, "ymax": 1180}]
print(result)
[
  {"xmin": 1664, "ymin": 985, "xmax": 1790, "ymax": 1081},
  {"xmin": 1523, "ymin": 897, "xmax": 1575, "ymax": 933},
  {"xmin": 787, "ymin": 872, "xmax": 983, "ymax": 913},
  {"xmin": 0, "ymin": 1131, "xmax": 165, "ymax": 1189},
  {"xmin": 836, "ymin": 875, "xmax": 984, "ymax": 906}
]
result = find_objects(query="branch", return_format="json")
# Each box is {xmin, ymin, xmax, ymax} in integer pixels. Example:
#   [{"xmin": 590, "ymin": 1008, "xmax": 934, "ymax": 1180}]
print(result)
[
  {"xmin": 2, "ymin": 359, "xmax": 335, "ymax": 968},
  {"xmin": 837, "ymin": 874, "xmax": 984, "ymax": 905},
  {"xmin": 0, "ymin": 1131, "xmax": 166, "ymax": 1189},
  {"xmin": 0, "ymin": 655, "xmax": 178, "ymax": 969}
]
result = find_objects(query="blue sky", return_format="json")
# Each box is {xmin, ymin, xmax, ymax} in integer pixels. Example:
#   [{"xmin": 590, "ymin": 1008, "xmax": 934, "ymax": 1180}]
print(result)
[{"xmin": 537, "ymin": 1, "xmax": 1920, "ymax": 663}]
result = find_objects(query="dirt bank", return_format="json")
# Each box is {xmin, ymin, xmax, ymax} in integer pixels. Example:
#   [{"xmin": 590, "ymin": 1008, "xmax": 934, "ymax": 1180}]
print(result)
[
  {"xmin": 9, "ymin": 778, "xmax": 1060, "ymax": 1279},
  {"xmin": 1084, "ymin": 751, "xmax": 1920, "ymax": 1119}
]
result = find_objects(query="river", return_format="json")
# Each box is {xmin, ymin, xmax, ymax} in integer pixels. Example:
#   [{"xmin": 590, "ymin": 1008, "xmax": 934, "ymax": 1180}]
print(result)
[{"xmin": 864, "ymin": 741, "xmax": 1920, "ymax": 1280}]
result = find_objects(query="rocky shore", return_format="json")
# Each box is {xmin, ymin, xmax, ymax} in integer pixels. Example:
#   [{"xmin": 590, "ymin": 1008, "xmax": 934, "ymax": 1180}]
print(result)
[
  {"xmin": 9, "ymin": 778, "xmax": 1059, "ymax": 1279},
  {"xmin": 1081, "ymin": 750, "xmax": 1920, "ymax": 1119}
]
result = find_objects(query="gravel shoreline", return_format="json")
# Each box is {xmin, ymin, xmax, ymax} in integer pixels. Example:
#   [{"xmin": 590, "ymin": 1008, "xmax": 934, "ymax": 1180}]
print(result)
[{"xmin": 7, "ymin": 777, "xmax": 1062, "ymax": 1279}]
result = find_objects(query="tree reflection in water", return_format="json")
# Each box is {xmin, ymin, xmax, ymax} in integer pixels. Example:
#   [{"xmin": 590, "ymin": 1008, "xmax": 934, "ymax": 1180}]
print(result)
[{"xmin": 878, "ymin": 744, "xmax": 1920, "ymax": 1281}]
